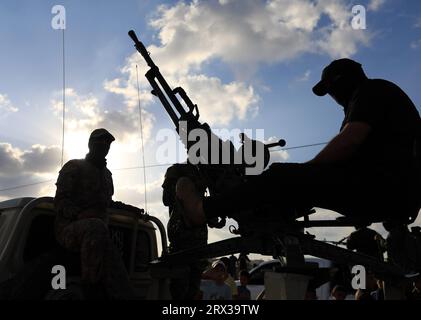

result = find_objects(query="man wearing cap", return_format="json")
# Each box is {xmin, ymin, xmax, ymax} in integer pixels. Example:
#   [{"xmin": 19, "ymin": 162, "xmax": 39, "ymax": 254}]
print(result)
[
  {"xmin": 201, "ymin": 260, "xmax": 232, "ymax": 300},
  {"xmin": 54, "ymin": 128, "xmax": 136, "ymax": 299},
  {"xmin": 176, "ymin": 59, "xmax": 421, "ymax": 245}
]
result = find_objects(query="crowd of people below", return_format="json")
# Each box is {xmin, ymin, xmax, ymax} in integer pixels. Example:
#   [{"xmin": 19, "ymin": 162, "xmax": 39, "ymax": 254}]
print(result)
[
  {"xmin": 198, "ymin": 256, "xmax": 252, "ymax": 300},
  {"xmin": 194, "ymin": 254, "xmax": 421, "ymax": 300}
]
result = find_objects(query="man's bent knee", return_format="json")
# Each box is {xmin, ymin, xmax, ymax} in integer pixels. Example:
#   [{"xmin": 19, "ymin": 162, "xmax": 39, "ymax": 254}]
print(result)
[{"xmin": 83, "ymin": 218, "xmax": 109, "ymax": 236}]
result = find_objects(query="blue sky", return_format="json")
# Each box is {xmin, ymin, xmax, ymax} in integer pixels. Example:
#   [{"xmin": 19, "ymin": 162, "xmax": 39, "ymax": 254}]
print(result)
[{"xmin": 1, "ymin": 0, "xmax": 421, "ymax": 248}]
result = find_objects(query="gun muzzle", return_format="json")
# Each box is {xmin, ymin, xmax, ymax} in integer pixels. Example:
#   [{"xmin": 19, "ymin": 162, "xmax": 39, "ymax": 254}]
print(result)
[
  {"xmin": 266, "ymin": 139, "xmax": 286, "ymax": 149},
  {"xmin": 128, "ymin": 30, "xmax": 140, "ymax": 44}
]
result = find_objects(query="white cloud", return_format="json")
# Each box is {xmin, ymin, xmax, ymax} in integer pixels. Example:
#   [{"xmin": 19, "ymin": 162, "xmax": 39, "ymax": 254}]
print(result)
[
  {"xmin": 103, "ymin": 54, "xmax": 154, "ymax": 110},
  {"xmin": 114, "ymin": 177, "xmax": 165, "ymax": 209},
  {"xmin": 0, "ymin": 143, "xmax": 61, "ymax": 176},
  {"xmin": 0, "ymin": 143, "xmax": 22, "ymax": 175},
  {"xmin": 149, "ymin": 0, "xmax": 372, "ymax": 70},
  {"xmin": 266, "ymin": 136, "xmax": 290, "ymax": 164},
  {"xmin": 176, "ymin": 74, "xmax": 259, "ymax": 126},
  {"xmin": 51, "ymin": 88, "xmax": 155, "ymax": 147},
  {"xmin": 317, "ymin": 26, "xmax": 370, "ymax": 59},
  {"xmin": 410, "ymin": 39, "xmax": 421, "ymax": 49},
  {"xmin": 368, "ymin": 0, "xmax": 386, "ymax": 11},
  {"xmin": 108, "ymin": 0, "xmax": 373, "ymax": 128},
  {"xmin": 296, "ymin": 70, "xmax": 311, "ymax": 82},
  {"xmin": 415, "ymin": 17, "xmax": 421, "ymax": 28},
  {"xmin": 21, "ymin": 145, "xmax": 62, "ymax": 174},
  {"xmin": 0, "ymin": 93, "xmax": 18, "ymax": 114}
]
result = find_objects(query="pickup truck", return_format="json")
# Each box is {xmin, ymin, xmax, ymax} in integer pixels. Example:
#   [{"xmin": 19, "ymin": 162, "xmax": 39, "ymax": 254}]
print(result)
[{"xmin": 0, "ymin": 197, "xmax": 171, "ymax": 300}]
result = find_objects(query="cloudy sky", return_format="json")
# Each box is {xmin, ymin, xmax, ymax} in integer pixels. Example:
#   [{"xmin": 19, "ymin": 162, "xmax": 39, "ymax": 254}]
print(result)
[{"xmin": 1, "ymin": 0, "xmax": 421, "ymax": 257}]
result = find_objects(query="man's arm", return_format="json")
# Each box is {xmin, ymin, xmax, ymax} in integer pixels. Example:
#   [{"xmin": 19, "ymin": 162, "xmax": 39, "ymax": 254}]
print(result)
[
  {"xmin": 110, "ymin": 200, "xmax": 145, "ymax": 215},
  {"xmin": 308, "ymin": 122, "xmax": 372, "ymax": 164},
  {"xmin": 54, "ymin": 162, "xmax": 81, "ymax": 220}
]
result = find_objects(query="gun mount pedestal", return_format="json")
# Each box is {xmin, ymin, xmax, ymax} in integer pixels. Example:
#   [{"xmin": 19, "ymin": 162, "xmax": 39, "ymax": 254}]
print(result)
[
  {"xmin": 265, "ymin": 272, "xmax": 312, "ymax": 300},
  {"xmin": 151, "ymin": 215, "xmax": 408, "ymax": 300},
  {"xmin": 383, "ymin": 279, "xmax": 409, "ymax": 300}
]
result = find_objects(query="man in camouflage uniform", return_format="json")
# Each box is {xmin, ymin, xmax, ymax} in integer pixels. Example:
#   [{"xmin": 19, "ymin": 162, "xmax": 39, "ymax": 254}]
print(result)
[
  {"xmin": 162, "ymin": 163, "xmax": 225, "ymax": 300},
  {"xmin": 54, "ymin": 128, "xmax": 136, "ymax": 299}
]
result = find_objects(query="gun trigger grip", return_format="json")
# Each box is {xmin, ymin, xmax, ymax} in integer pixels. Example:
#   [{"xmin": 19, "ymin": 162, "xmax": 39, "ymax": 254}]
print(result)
[{"xmin": 193, "ymin": 104, "xmax": 200, "ymax": 120}]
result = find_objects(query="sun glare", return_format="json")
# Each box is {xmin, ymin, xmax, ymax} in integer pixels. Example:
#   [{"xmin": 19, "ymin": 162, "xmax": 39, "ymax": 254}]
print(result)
[{"xmin": 63, "ymin": 131, "xmax": 89, "ymax": 162}]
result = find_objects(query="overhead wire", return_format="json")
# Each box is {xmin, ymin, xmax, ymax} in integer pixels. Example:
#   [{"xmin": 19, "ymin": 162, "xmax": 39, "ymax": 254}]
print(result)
[{"xmin": 0, "ymin": 141, "xmax": 328, "ymax": 193}]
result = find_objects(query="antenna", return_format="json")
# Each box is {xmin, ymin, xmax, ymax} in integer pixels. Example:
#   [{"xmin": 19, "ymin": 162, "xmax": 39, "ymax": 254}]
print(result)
[
  {"xmin": 60, "ymin": 28, "xmax": 66, "ymax": 167},
  {"xmin": 136, "ymin": 65, "xmax": 148, "ymax": 212}
]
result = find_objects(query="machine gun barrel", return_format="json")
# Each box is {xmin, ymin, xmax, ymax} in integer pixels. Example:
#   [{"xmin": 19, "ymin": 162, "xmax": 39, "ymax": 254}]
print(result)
[
  {"xmin": 128, "ymin": 30, "xmax": 155, "ymax": 68},
  {"xmin": 128, "ymin": 30, "xmax": 199, "ymax": 130}
]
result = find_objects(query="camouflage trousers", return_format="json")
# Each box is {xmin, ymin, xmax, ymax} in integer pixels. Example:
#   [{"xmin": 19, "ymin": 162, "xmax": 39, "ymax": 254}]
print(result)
[{"xmin": 56, "ymin": 218, "xmax": 134, "ymax": 299}]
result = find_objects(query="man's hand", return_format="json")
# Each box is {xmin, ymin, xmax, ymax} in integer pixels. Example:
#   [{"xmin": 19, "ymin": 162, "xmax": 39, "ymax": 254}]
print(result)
[
  {"xmin": 111, "ymin": 200, "xmax": 145, "ymax": 215},
  {"xmin": 308, "ymin": 122, "xmax": 372, "ymax": 164}
]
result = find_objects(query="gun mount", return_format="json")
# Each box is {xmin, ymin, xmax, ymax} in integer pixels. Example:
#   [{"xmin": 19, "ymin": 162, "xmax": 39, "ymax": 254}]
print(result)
[{"xmin": 128, "ymin": 30, "xmax": 416, "ymax": 296}]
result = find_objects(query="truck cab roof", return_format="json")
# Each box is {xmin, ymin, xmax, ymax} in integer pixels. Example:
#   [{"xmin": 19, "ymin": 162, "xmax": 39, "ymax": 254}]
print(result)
[{"xmin": 0, "ymin": 198, "xmax": 35, "ymax": 211}]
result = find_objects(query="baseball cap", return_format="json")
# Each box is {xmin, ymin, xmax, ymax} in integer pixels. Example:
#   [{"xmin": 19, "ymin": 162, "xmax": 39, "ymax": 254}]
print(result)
[
  {"xmin": 89, "ymin": 128, "xmax": 115, "ymax": 143},
  {"xmin": 312, "ymin": 58, "xmax": 364, "ymax": 96},
  {"xmin": 212, "ymin": 260, "xmax": 226, "ymax": 271}
]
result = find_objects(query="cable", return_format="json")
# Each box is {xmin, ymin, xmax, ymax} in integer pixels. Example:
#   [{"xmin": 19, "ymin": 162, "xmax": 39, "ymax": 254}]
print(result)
[
  {"xmin": 136, "ymin": 65, "xmax": 148, "ymax": 212},
  {"xmin": 0, "ymin": 141, "xmax": 330, "ymax": 193},
  {"xmin": 111, "ymin": 163, "xmax": 171, "ymax": 171},
  {"xmin": 271, "ymin": 142, "xmax": 328, "ymax": 152},
  {"xmin": 61, "ymin": 28, "xmax": 66, "ymax": 168},
  {"xmin": 0, "ymin": 180, "xmax": 54, "ymax": 193}
]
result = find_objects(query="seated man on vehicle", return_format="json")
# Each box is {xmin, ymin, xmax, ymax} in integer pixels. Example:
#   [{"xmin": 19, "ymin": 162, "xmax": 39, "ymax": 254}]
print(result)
[
  {"xmin": 176, "ymin": 59, "xmax": 421, "ymax": 271},
  {"xmin": 54, "ymin": 128, "xmax": 142, "ymax": 299}
]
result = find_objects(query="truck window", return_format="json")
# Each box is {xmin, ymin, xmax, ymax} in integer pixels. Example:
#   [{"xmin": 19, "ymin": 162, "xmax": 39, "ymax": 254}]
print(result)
[
  {"xmin": 134, "ymin": 230, "xmax": 151, "ymax": 272},
  {"xmin": 109, "ymin": 225, "xmax": 132, "ymax": 269},
  {"xmin": 109, "ymin": 225, "xmax": 152, "ymax": 272}
]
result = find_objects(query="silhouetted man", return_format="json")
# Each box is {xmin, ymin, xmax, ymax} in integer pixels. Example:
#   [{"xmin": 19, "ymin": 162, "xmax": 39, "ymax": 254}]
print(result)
[
  {"xmin": 346, "ymin": 226, "xmax": 384, "ymax": 260},
  {"xmin": 331, "ymin": 285, "xmax": 347, "ymax": 300},
  {"xmin": 162, "ymin": 163, "xmax": 227, "ymax": 300},
  {"xmin": 54, "ymin": 128, "xmax": 136, "ymax": 299},
  {"xmin": 162, "ymin": 163, "xmax": 209, "ymax": 300},
  {"xmin": 176, "ymin": 59, "xmax": 421, "ymax": 238}
]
